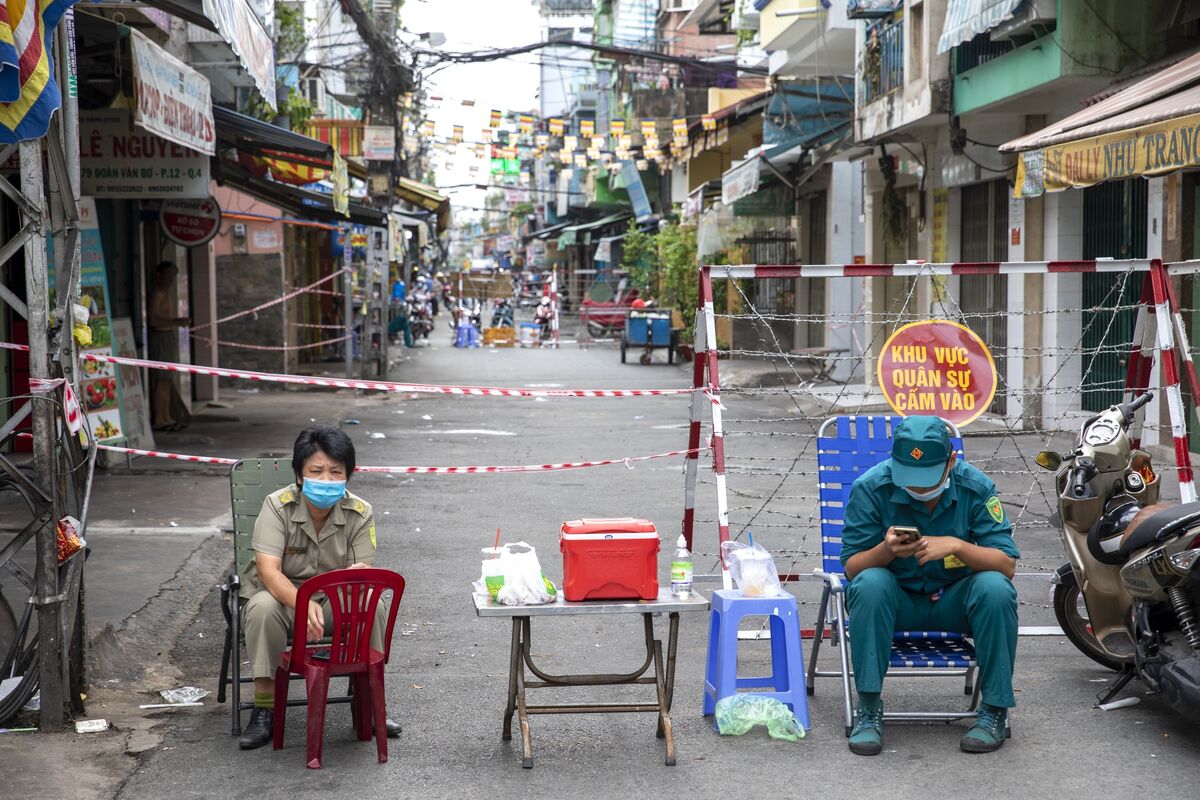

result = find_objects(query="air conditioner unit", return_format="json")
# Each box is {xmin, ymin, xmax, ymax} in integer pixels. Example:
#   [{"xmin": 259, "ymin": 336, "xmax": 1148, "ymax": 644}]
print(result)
[
  {"xmin": 990, "ymin": 0, "xmax": 1057, "ymax": 43},
  {"xmin": 662, "ymin": 0, "xmax": 699, "ymax": 12}
]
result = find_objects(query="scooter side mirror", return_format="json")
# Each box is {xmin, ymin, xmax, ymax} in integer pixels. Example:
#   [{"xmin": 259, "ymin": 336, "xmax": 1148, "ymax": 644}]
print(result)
[{"xmin": 1035, "ymin": 451, "xmax": 1063, "ymax": 471}]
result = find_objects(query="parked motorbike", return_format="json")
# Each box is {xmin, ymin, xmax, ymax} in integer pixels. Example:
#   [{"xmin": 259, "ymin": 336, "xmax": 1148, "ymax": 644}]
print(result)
[
  {"xmin": 534, "ymin": 298, "xmax": 554, "ymax": 344},
  {"xmin": 1037, "ymin": 391, "xmax": 1200, "ymax": 718},
  {"xmin": 407, "ymin": 291, "xmax": 433, "ymax": 339},
  {"xmin": 491, "ymin": 297, "xmax": 514, "ymax": 328}
]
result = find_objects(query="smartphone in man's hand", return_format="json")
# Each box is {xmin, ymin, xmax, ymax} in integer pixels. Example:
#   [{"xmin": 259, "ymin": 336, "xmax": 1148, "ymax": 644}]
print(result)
[{"xmin": 893, "ymin": 526, "xmax": 921, "ymax": 544}]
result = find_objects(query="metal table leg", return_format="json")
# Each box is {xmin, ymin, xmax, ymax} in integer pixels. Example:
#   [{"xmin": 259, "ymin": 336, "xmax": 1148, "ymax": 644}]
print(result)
[
  {"xmin": 517, "ymin": 617, "xmax": 533, "ymax": 768},
  {"xmin": 502, "ymin": 617, "xmax": 521, "ymax": 741}
]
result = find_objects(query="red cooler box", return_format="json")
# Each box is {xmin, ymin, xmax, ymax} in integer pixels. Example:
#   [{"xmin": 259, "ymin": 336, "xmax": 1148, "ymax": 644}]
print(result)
[{"xmin": 560, "ymin": 518, "xmax": 660, "ymax": 602}]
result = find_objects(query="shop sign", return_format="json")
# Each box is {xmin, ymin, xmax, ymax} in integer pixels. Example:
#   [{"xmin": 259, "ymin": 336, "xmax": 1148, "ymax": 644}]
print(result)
[
  {"xmin": 363, "ymin": 126, "xmax": 395, "ymax": 161},
  {"xmin": 1014, "ymin": 110, "xmax": 1200, "ymax": 197},
  {"xmin": 877, "ymin": 320, "xmax": 997, "ymax": 427},
  {"xmin": 333, "ymin": 153, "xmax": 349, "ymax": 217},
  {"xmin": 81, "ymin": 110, "xmax": 209, "ymax": 198},
  {"xmin": 130, "ymin": 29, "xmax": 214, "ymax": 155},
  {"xmin": 722, "ymin": 156, "xmax": 760, "ymax": 205},
  {"xmin": 47, "ymin": 199, "xmax": 127, "ymax": 444},
  {"xmin": 202, "ymin": 0, "xmax": 276, "ymax": 109},
  {"xmin": 160, "ymin": 197, "xmax": 222, "ymax": 247}
]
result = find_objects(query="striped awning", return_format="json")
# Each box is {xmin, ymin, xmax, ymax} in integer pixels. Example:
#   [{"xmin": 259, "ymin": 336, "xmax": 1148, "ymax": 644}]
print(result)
[{"xmin": 937, "ymin": 0, "xmax": 1023, "ymax": 54}]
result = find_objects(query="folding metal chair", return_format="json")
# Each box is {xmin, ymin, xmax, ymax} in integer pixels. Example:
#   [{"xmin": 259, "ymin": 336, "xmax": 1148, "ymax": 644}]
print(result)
[
  {"xmin": 216, "ymin": 459, "xmax": 356, "ymax": 736},
  {"xmin": 806, "ymin": 415, "xmax": 981, "ymax": 736}
]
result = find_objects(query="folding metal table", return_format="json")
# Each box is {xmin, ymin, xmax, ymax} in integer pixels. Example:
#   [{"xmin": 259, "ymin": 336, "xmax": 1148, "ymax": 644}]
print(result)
[{"xmin": 473, "ymin": 589, "xmax": 709, "ymax": 768}]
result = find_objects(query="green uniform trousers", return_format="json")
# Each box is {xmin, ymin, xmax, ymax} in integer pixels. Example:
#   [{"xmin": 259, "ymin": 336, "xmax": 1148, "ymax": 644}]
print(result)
[
  {"xmin": 242, "ymin": 590, "xmax": 388, "ymax": 678},
  {"xmin": 845, "ymin": 568, "xmax": 1018, "ymax": 708}
]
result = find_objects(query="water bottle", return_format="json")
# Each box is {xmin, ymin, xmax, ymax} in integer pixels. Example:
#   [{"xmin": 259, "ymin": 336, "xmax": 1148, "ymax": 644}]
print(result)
[{"xmin": 670, "ymin": 535, "xmax": 693, "ymax": 597}]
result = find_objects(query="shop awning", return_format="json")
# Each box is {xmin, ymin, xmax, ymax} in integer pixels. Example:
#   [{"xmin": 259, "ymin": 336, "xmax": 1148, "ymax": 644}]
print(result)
[
  {"xmin": 524, "ymin": 220, "xmax": 573, "ymax": 241},
  {"xmin": 1000, "ymin": 49, "xmax": 1200, "ymax": 196},
  {"xmin": 556, "ymin": 213, "xmax": 632, "ymax": 248},
  {"xmin": 937, "ymin": 0, "xmax": 1023, "ymax": 54},
  {"xmin": 214, "ymin": 106, "xmax": 334, "ymax": 161},
  {"xmin": 395, "ymin": 177, "xmax": 450, "ymax": 231},
  {"xmin": 216, "ymin": 163, "xmax": 386, "ymax": 227}
]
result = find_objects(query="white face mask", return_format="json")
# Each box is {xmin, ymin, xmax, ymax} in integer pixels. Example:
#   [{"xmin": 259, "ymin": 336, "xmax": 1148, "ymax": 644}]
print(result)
[{"xmin": 902, "ymin": 463, "xmax": 952, "ymax": 501}]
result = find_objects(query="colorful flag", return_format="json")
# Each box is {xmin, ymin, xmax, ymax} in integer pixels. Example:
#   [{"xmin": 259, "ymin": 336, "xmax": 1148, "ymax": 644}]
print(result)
[
  {"xmin": 0, "ymin": 0, "xmax": 79, "ymax": 143},
  {"xmin": 548, "ymin": 117, "xmax": 564, "ymax": 136},
  {"xmin": 558, "ymin": 150, "xmax": 572, "ymax": 164},
  {"xmin": 489, "ymin": 109, "xmax": 502, "ymax": 128},
  {"xmin": 422, "ymin": 120, "xmax": 435, "ymax": 137},
  {"xmin": 563, "ymin": 135, "xmax": 577, "ymax": 152},
  {"xmin": 518, "ymin": 114, "xmax": 534, "ymax": 134},
  {"xmin": 573, "ymin": 153, "xmax": 587, "ymax": 168},
  {"xmin": 640, "ymin": 119, "xmax": 657, "ymax": 138},
  {"xmin": 702, "ymin": 114, "xmax": 716, "ymax": 131},
  {"xmin": 611, "ymin": 119, "xmax": 625, "ymax": 138},
  {"xmin": 672, "ymin": 117, "xmax": 688, "ymax": 149},
  {"xmin": 481, "ymin": 127, "xmax": 492, "ymax": 142},
  {"xmin": 452, "ymin": 124, "xmax": 463, "ymax": 142},
  {"xmin": 590, "ymin": 136, "xmax": 604, "ymax": 151},
  {"xmin": 535, "ymin": 133, "xmax": 549, "ymax": 149},
  {"xmin": 580, "ymin": 119, "xmax": 594, "ymax": 137}
]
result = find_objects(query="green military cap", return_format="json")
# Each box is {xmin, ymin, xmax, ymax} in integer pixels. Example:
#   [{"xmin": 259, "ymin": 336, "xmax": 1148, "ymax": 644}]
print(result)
[{"xmin": 891, "ymin": 415, "xmax": 952, "ymax": 487}]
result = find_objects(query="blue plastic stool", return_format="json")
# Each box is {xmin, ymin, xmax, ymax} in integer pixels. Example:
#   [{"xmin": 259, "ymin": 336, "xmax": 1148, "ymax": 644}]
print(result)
[{"xmin": 703, "ymin": 589, "xmax": 810, "ymax": 731}]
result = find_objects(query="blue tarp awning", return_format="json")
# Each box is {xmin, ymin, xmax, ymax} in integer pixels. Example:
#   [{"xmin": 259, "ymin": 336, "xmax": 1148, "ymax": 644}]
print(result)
[{"xmin": 762, "ymin": 81, "xmax": 854, "ymax": 149}]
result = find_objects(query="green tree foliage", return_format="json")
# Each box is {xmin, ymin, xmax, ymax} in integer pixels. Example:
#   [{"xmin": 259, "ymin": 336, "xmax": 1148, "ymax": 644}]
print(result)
[{"xmin": 618, "ymin": 221, "xmax": 701, "ymax": 332}]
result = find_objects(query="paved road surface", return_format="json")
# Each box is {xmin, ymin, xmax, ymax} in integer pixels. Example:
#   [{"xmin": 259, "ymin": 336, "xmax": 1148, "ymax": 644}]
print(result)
[{"xmin": 108, "ymin": 340, "xmax": 1200, "ymax": 799}]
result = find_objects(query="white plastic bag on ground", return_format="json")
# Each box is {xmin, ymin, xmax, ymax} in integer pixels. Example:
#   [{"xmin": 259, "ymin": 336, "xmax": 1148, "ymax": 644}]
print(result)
[
  {"xmin": 721, "ymin": 541, "xmax": 786, "ymax": 597},
  {"xmin": 472, "ymin": 542, "xmax": 558, "ymax": 605}
]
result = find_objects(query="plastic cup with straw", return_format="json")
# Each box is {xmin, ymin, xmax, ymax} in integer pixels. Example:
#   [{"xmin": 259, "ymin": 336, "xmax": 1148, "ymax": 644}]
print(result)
[{"xmin": 481, "ymin": 528, "xmax": 505, "ymax": 601}]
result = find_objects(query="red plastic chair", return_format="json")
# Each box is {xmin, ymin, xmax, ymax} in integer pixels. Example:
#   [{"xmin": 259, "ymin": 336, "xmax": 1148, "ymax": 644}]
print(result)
[{"xmin": 271, "ymin": 568, "xmax": 405, "ymax": 768}]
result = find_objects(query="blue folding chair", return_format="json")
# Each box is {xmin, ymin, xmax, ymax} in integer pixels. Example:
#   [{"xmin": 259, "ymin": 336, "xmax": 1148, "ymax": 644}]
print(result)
[{"xmin": 806, "ymin": 415, "xmax": 981, "ymax": 736}]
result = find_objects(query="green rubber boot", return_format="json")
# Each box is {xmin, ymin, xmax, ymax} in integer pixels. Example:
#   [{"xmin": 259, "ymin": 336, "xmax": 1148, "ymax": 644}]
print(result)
[
  {"xmin": 960, "ymin": 704, "xmax": 1009, "ymax": 753},
  {"xmin": 848, "ymin": 696, "xmax": 884, "ymax": 756}
]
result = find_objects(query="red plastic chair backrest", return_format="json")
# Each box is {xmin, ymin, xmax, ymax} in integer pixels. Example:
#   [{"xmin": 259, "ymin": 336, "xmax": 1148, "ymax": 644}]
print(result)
[{"xmin": 288, "ymin": 568, "xmax": 405, "ymax": 670}]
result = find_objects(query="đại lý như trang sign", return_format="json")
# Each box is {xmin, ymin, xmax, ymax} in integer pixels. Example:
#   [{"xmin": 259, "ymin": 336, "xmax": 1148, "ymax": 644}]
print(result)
[
  {"xmin": 877, "ymin": 320, "xmax": 998, "ymax": 427},
  {"xmin": 1014, "ymin": 111, "xmax": 1200, "ymax": 197}
]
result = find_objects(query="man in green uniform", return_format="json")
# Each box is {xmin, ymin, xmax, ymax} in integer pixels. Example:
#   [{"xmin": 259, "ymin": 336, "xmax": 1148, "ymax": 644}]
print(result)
[
  {"xmin": 237, "ymin": 425, "xmax": 401, "ymax": 750},
  {"xmin": 840, "ymin": 415, "xmax": 1018, "ymax": 756}
]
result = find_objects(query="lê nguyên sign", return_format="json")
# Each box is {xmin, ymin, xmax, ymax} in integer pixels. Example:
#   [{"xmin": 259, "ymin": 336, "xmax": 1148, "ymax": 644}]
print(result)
[{"xmin": 1015, "ymin": 110, "xmax": 1200, "ymax": 197}]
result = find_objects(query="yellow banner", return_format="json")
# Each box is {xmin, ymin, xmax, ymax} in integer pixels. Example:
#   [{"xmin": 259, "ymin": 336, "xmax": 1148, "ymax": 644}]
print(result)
[{"xmin": 1015, "ymin": 111, "xmax": 1200, "ymax": 197}]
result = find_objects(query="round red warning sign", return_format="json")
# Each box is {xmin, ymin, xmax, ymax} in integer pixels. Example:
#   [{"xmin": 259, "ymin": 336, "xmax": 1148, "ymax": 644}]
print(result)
[
  {"xmin": 159, "ymin": 197, "xmax": 221, "ymax": 247},
  {"xmin": 877, "ymin": 320, "xmax": 997, "ymax": 426}
]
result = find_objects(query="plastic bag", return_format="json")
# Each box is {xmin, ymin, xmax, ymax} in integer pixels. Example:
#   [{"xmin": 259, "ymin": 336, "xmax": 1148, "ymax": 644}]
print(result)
[
  {"xmin": 160, "ymin": 686, "xmax": 210, "ymax": 705},
  {"xmin": 472, "ymin": 542, "xmax": 558, "ymax": 605},
  {"xmin": 56, "ymin": 516, "xmax": 85, "ymax": 563},
  {"xmin": 715, "ymin": 694, "xmax": 805, "ymax": 742},
  {"xmin": 720, "ymin": 540, "xmax": 785, "ymax": 597}
]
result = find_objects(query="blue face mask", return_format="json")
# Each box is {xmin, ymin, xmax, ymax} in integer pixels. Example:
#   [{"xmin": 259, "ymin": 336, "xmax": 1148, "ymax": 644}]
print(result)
[
  {"xmin": 903, "ymin": 471, "xmax": 951, "ymax": 502},
  {"xmin": 302, "ymin": 478, "xmax": 346, "ymax": 509}
]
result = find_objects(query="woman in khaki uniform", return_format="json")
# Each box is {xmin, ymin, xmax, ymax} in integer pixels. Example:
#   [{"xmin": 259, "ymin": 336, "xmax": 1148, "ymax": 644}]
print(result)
[{"xmin": 237, "ymin": 425, "xmax": 400, "ymax": 750}]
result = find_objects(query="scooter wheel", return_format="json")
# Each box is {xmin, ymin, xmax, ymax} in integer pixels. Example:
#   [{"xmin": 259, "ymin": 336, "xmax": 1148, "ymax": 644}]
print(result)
[{"xmin": 1051, "ymin": 563, "xmax": 1126, "ymax": 672}]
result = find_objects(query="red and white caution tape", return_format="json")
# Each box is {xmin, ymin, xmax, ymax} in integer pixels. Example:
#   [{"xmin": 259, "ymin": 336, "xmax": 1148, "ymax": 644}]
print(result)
[
  {"xmin": 190, "ymin": 269, "xmax": 348, "ymax": 331},
  {"xmin": 0, "ymin": 341, "xmax": 710, "ymax": 400},
  {"xmin": 89, "ymin": 442, "xmax": 708, "ymax": 473},
  {"xmin": 190, "ymin": 333, "xmax": 350, "ymax": 351}
]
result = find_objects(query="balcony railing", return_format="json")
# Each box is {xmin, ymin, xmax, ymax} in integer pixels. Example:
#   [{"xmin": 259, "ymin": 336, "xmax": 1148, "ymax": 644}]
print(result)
[
  {"xmin": 954, "ymin": 33, "xmax": 1015, "ymax": 74},
  {"xmin": 861, "ymin": 17, "xmax": 903, "ymax": 103}
]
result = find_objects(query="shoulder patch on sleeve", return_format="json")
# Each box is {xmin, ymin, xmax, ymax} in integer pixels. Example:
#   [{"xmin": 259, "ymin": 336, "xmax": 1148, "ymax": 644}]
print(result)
[
  {"xmin": 277, "ymin": 488, "xmax": 295, "ymax": 505},
  {"xmin": 986, "ymin": 496, "xmax": 1005, "ymax": 524},
  {"xmin": 343, "ymin": 495, "xmax": 370, "ymax": 517},
  {"xmin": 369, "ymin": 522, "xmax": 376, "ymax": 548}
]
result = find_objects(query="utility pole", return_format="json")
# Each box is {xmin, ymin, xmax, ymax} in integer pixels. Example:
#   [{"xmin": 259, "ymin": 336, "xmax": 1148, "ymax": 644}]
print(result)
[{"xmin": 20, "ymin": 138, "xmax": 64, "ymax": 731}]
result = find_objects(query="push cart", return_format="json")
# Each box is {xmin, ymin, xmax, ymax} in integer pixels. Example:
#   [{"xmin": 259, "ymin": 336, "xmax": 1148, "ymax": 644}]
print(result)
[{"xmin": 621, "ymin": 308, "xmax": 676, "ymax": 365}]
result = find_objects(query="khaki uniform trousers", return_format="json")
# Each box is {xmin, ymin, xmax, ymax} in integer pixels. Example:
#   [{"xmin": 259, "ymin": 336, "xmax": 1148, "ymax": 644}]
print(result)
[{"xmin": 242, "ymin": 590, "xmax": 388, "ymax": 678}]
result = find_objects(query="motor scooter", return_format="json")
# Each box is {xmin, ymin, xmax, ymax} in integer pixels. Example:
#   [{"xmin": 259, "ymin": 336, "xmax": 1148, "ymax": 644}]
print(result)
[{"xmin": 1037, "ymin": 391, "xmax": 1200, "ymax": 717}]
